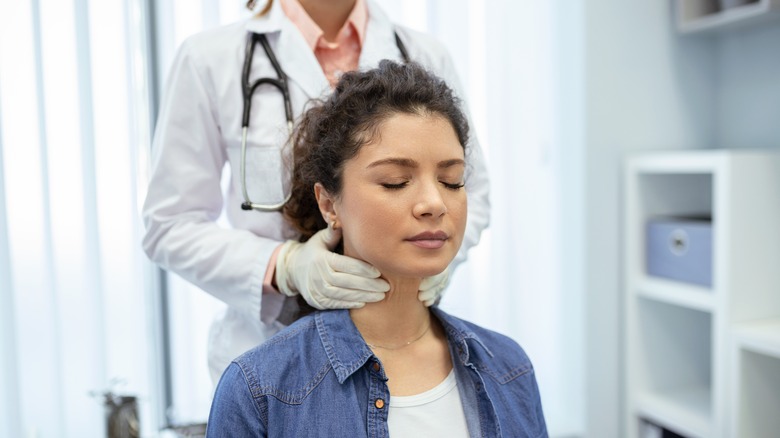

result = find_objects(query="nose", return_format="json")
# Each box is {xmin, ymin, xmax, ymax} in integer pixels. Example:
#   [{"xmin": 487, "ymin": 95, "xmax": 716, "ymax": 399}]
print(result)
[{"xmin": 412, "ymin": 182, "xmax": 447, "ymax": 219}]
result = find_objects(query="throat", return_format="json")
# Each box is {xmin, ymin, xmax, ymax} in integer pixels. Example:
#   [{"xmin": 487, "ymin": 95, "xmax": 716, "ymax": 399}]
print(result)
[{"xmin": 349, "ymin": 279, "xmax": 430, "ymax": 349}]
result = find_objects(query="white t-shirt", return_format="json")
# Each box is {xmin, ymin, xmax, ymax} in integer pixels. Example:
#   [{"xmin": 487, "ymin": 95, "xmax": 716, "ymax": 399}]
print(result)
[{"xmin": 387, "ymin": 369, "xmax": 469, "ymax": 437}]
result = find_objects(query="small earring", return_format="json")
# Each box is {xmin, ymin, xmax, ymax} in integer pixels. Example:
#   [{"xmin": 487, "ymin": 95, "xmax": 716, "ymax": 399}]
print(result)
[{"xmin": 331, "ymin": 220, "xmax": 340, "ymax": 230}]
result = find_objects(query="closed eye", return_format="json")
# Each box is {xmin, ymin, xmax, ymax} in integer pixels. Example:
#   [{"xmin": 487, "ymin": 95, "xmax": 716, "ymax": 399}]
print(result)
[
  {"xmin": 442, "ymin": 181, "xmax": 465, "ymax": 190},
  {"xmin": 381, "ymin": 182, "xmax": 409, "ymax": 190}
]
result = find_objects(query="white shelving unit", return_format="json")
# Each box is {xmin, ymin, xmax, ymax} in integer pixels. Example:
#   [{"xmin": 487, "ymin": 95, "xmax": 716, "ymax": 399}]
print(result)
[
  {"xmin": 731, "ymin": 318, "xmax": 780, "ymax": 437},
  {"xmin": 677, "ymin": 0, "xmax": 780, "ymax": 34},
  {"xmin": 624, "ymin": 150, "xmax": 780, "ymax": 438}
]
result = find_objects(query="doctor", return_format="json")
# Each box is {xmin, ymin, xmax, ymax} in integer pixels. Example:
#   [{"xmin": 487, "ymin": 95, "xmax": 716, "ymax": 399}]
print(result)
[{"xmin": 142, "ymin": 0, "xmax": 490, "ymax": 384}]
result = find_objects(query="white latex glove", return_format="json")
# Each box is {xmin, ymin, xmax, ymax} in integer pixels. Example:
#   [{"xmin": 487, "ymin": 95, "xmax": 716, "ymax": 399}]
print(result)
[
  {"xmin": 418, "ymin": 267, "xmax": 451, "ymax": 307},
  {"xmin": 275, "ymin": 225, "xmax": 390, "ymax": 309}
]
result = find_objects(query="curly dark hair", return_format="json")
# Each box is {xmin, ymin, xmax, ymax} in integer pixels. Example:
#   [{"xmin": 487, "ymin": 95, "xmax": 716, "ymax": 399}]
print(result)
[{"xmin": 282, "ymin": 60, "xmax": 470, "ymax": 242}]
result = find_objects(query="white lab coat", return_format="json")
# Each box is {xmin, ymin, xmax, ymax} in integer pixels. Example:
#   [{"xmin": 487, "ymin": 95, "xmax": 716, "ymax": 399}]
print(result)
[{"xmin": 142, "ymin": 0, "xmax": 490, "ymax": 383}]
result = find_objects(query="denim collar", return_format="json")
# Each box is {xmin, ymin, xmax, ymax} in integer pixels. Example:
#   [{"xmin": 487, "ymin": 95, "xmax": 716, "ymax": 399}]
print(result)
[{"xmin": 314, "ymin": 307, "xmax": 495, "ymax": 384}]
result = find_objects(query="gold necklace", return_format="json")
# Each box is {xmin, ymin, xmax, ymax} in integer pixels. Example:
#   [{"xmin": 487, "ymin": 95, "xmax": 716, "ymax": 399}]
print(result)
[{"xmin": 365, "ymin": 323, "xmax": 431, "ymax": 350}]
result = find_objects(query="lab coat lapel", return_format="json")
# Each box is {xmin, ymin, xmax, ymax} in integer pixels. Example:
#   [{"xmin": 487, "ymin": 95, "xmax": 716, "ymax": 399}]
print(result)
[
  {"xmin": 360, "ymin": 1, "xmax": 406, "ymax": 70},
  {"xmin": 276, "ymin": 18, "xmax": 330, "ymax": 99},
  {"xmin": 245, "ymin": 5, "xmax": 328, "ymax": 99}
]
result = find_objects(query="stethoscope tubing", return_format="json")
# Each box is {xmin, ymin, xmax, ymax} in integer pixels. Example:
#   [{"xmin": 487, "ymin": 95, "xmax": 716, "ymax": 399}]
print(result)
[{"xmin": 240, "ymin": 33, "xmax": 294, "ymax": 211}]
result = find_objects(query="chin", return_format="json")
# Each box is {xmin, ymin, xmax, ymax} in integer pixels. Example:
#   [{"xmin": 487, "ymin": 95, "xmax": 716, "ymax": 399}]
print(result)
[
  {"xmin": 351, "ymin": 243, "xmax": 458, "ymax": 279},
  {"xmin": 381, "ymin": 257, "xmax": 452, "ymax": 279}
]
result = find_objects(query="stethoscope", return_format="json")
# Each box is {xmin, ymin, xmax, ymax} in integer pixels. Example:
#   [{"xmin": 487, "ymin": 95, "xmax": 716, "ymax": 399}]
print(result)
[{"xmin": 240, "ymin": 31, "xmax": 410, "ymax": 212}]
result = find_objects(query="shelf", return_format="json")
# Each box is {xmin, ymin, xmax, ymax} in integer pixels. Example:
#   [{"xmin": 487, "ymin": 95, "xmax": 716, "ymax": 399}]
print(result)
[
  {"xmin": 635, "ymin": 276, "xmax": 714, "ymax": 313},
  {"xmin": 634, "ymin": 298, "xmax": 712, "ymax": 410},
  {"xmin": 628, "ymin": 150, "xmax": 726, "ymax": 174},
  {"xmin": 635, "ymin": 387, "xmax": 712, "ymax": 438},
  {"xmin": 677, "ymin": 0, "xmax": 780, "ymax": 34},
  {"xmin": 734, "ymin": 349, "xmax": 780, "ymax": 436},
  {"xmin": 733, "ymin": 317, "xmax": 780, "ymax": 359}
]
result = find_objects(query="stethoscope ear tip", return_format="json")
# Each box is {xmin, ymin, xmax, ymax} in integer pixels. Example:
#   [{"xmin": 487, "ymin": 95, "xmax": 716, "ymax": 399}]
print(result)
[{"xmin": 241, "ymin": 202, "xmax": 253, "ymax": 211}]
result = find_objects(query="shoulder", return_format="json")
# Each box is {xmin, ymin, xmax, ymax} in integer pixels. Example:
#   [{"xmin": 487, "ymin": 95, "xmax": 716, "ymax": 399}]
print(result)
[
  {"xmin": 465, "ymin": 318, "xmax": 533, "ymax": 367},
  {"xmin": 435, "ymin": 309, "xmax": 535, "ymax": 382},
  {"xmin": 229, "ymin": 314, "xmax": 333, "ymax": 403},
  {"xmin": 208, "ymin": 362, "xmax": 266, "ymax": 436},
  {"xmin": 396, "ymin": 26, "xmax": 448, "ymax": 54},
  {"xmin": 174, "ymin": 21, "xmax": 247, "ymax": 68},
  {"xmin": 394, "ymin": 26, "xmax": 453, "ymax": 71},
  {"xmin": 364, "ymin": 1, "xmax": 451, "ymax": 70},
  {"xmin": 210, "ymin": 315, "xmax": 328, "ymax": 431},
  {"xmin": 390, "ymin": 26, "xmax": 467, "ymax": 102},
  {"xmin": 234, "ymin": 312, "xmax": 321, "ymax": 368}
]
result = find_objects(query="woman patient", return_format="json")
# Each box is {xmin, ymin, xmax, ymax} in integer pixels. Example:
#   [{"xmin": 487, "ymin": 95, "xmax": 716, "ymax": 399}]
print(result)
[{"xmin": 207, "ymin": 60, "xmax": 547, "ymax": 437}]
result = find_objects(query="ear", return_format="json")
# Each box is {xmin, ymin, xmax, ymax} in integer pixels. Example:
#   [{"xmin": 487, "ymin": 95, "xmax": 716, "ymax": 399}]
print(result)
[{"xmin": 314, "ymin": 183, "xmax": 339, "ymax": 227}]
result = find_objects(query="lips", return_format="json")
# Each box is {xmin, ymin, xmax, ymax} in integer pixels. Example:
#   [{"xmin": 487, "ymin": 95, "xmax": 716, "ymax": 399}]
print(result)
[{"xmin": 406, "ymin": 231, "xmax": 449, "ymax": 249}]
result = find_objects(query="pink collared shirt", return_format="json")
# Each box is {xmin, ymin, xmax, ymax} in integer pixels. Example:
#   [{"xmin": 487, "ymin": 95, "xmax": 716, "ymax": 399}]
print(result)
[
  {"xmin": 280, "ymin": 0, "xmax": 367, "ymax": 87},
  {"xmin": 263, "ymin": 0, "xmax": 368, "ymax": 296}
]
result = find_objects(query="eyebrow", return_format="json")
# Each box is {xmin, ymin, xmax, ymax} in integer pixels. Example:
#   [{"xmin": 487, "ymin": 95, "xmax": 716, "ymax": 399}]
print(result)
[{"xmin": 367, "ymin": 157, "xmax": 465, "ymax": 169}]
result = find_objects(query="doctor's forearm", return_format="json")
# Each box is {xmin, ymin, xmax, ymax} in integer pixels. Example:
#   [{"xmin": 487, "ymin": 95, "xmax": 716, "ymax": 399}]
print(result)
[{"xmin": 142, "ymin": 216, "xmax": 282, "ymax": 314}]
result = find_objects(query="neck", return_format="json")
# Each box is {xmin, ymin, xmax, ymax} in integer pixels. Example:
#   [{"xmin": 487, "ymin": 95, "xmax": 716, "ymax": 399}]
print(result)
[
  {"xmin": 349, "ymin": 276, "xmax": 431, "ymax": 349},
  {"xmin": 298, "ymin": 0, "xmax": 357, "ymax": 41}
]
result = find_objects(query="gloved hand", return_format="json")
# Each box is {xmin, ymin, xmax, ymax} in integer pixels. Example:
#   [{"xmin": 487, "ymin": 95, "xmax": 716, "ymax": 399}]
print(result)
[
  {"xmin": 418, "ymin": 267, "xmax": 451, "ymax": 307},
  {"xmin": 275, "ymin": 225, "xmax": 390, "ymax": 309}
]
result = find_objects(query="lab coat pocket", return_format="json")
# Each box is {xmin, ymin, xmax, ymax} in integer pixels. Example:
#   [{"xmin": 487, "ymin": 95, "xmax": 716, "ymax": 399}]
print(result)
[
  {"xmin": 246, "ymin": 143, "xmax": 292, "ymax": 205},
  {"xmin": 226, "ymin": 129, "xmax": 292, "ymax": 207}
]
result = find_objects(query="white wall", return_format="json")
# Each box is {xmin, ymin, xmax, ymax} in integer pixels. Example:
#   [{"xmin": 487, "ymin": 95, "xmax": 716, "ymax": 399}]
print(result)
[
  {"xmin": 716, "ymin": 25, "xmax": 780, "ymax": 149},
  {"xmin": 582, "ymin": 0, "xmax": 717, "ymax": 436}
]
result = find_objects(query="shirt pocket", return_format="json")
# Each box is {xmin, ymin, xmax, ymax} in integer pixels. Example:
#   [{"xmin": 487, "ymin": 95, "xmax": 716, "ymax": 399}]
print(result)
[{"xmin": 477, "ymin": 361, "xmax": 533, "ymax": 385}]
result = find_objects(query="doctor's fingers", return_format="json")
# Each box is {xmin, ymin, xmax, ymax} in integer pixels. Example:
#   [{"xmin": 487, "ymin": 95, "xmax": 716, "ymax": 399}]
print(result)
[
  {"xmin": 309, "ymin": 283, "xmax": 385, "ymax": 309},
  {"xmin": 417, "ymin": 268, "xmax": 450, "ymax": 307},
  {"xmin": 418, "ymin": 288, "xmax": 441, "ymax": 307},
  {"xmin": 312, "ymin": 287, "xmax": 385, "ymax": 310},
  {"xmin": 307, "ymin": 296, "xmax": 369, "ymax": 310},
  {"xmin": 326, "ymin": 252, "xmax": 383, "ymax": 279},
  {"xmin": 419, "ymin": 278, "xmax": 446, "ymax": 306},
  {"xmin": 321, "ymin": 272, "xmax": 390, "ymax": 296},
  {"xmin": 313, "ymin": 223, "xmax": 343, "ymax": 250}
]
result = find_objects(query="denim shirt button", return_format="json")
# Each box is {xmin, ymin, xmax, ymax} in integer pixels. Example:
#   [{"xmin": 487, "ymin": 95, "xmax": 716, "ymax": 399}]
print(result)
[
  {"xmin": 374, "ymin": 398, "xmax": 385, "ymax": 409},
  {"xmin": 372, "ymin": 362, "xmax": 381, "ymax": 372}
]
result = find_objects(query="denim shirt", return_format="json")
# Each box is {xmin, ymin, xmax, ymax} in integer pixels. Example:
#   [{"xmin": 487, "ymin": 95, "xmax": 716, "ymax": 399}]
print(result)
[{"xmin": 207, "ymin": 307, "xmax": 547, "ymax": 437}]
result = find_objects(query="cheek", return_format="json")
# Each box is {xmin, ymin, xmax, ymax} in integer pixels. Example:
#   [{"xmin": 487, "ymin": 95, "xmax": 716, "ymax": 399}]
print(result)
[
  {"xmin": 450, "ymin": 194, "xmax": 468, "ymax": 243},
  {"xmin": 337, "ymin": 192, "xmax": 404, "ymax": 254}
]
